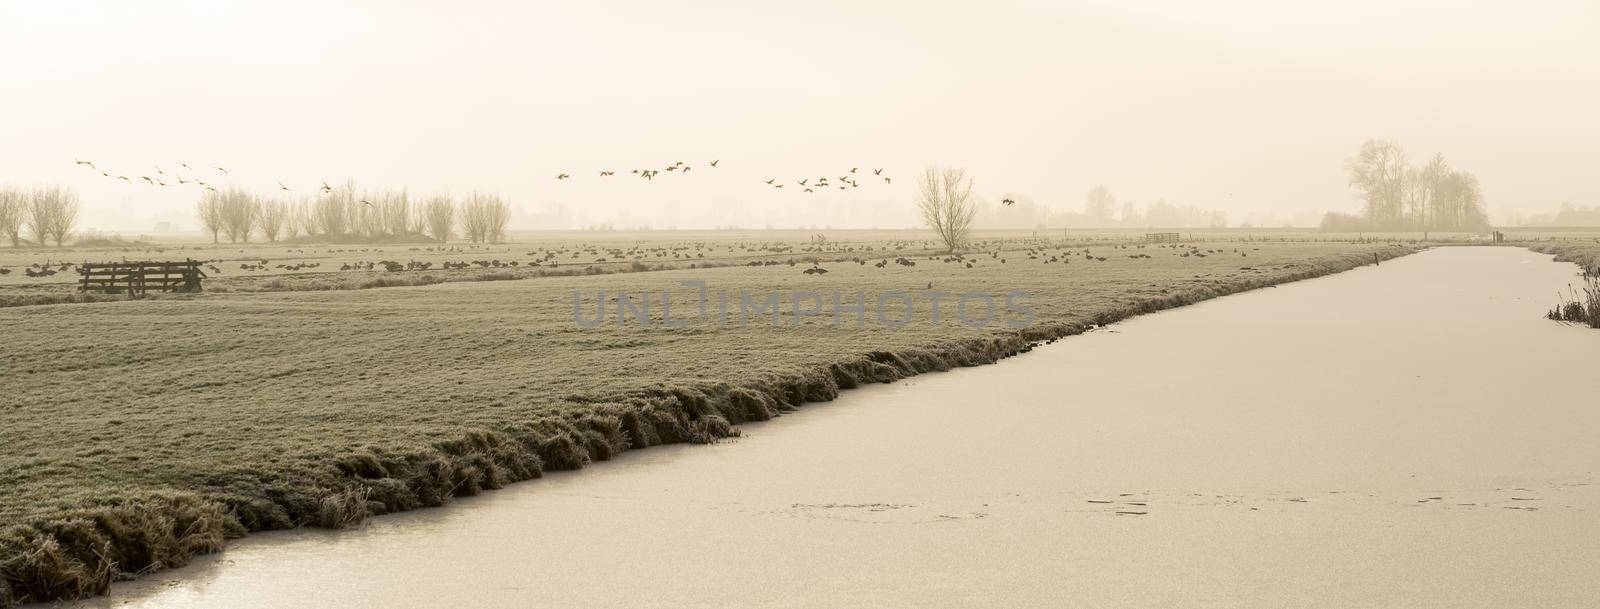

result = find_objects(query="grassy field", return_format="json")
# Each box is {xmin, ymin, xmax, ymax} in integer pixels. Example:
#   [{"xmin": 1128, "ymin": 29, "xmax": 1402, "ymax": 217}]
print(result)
[
  {"xmin": 0, "ymin": 235, "xmax": 1419, "ymax": 605},
  {"xmin": 0, "ymin": 227, "xmax": 1519, "ymax": 307}
]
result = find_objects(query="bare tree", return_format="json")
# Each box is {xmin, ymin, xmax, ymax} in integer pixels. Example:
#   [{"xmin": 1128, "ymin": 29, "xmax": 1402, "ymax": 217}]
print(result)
[
  {"xmin": 1085, "ymin": 185, "xmax": 1116, "ymax": 222},
  {"xmin": 258, "ymin": 199, "xmax": 288, "ymax": 242},
  {"xmin": 28, "ymin": 185, "xmax": 79, "ymax": 246},
  {"xmin": 314, "ymin": 183, "xmax": 351, "ymax": 238},
  {"xmin": 485, "ymin": 194, "xmax": 510, "ymax": 243},
  {"xmin": 379, "ymin": 190, "xmax": 411, "ymax": 238},
  {"xmin": 217, "ymin": 189, "xmax": 259, "ymax": 243},
  {"xmin": 1345, "ymin": 139, "xmax": 1409, "ymax": 229},
  {"xmin": 0, "ymin": 186, "xmax": 24, "ymax": 247},
  {"xmin": 917, "ymin": 167, "xmax": 975, "ymax": 252},
  {"xmin": 460, "ymin": 193, "xmax": 492, "ymax": 243},
  {"xmin": 292, "ymin": 198, "xmax": 319, "ymax": 237},
  {"xmin": 422, "ymin": 194, "xmax": 454, "ymax": 242},
  {"xmin": 196, "ymin": 194, "xmax": 224, "ymax": 243}
]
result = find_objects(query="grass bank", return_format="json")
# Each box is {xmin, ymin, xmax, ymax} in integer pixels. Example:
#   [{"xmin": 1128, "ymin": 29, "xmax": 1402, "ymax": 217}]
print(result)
[{"xmin": 0, "ymin": 241, "xmax": 1415, "ymax": 606}]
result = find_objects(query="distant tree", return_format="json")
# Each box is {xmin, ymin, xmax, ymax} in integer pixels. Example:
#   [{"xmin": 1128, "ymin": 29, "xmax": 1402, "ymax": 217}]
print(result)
[
  {"xmin": 1085, "ymin": 185, "xmax": 1116, "ymax": 222},
  {"xmin": 313, "ymin": 183, "xmax": 351, "ymax": 238},
  {"xmin": 196, "ymin": 195, "xmax": 224, "ymax": 243},
  {"xmin": 377, "ymin": 190, "xmax": 411, "ymax": 238},
  {"xmin": 257, "ymin": 199, "xmax": 288, "ymax": 242},
  {"xmin": 215, "ymin": 189, "xmax": 259, "ymax": 243},
  {"xmin": 422, "ymin": 194, "xmax": 454, "ymax": 242},
  {"xmin": 27, "ymin": 185, "xmax": 78, "ymax": 246},
  {"xmin": 460, "ymin": 193, "xmax": 492, "ymax": 243},
  {"xmin": 1345, "ymin": 139, "xmax": 1409, "ymax": 229},
  {"xmin": 1118, "ymin": 200, "xmax": 1142, "ymax": 227},
  {"xmin": 0, "ymin": 186, "xmax": 24, "ymax": 247},
  {"xmin": 485, "ymin": 195, "xmax": 510, "ymax": 243},
  {"xmin": 916, "ymin": 167, "xmax": 976, "ymax": 252},
  {"xmin": 1319, "ymin": 211, "xmax": 1368, "ymax": 232}
]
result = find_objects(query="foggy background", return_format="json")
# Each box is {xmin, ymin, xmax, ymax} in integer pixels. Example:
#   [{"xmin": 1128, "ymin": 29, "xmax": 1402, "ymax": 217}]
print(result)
[{"xmin": 2, "ymin": 0, "xmax": 1597, "ymax": 232}]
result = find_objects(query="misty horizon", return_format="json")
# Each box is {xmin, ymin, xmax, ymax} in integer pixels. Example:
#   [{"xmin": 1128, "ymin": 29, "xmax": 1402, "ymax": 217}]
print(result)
[{"xmin": 4, "ymin": 1, "xmax": 1598, "ymax": 233}]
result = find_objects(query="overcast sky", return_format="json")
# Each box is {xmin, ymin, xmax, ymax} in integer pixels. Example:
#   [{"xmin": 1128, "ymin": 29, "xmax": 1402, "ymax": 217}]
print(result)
[{"xmin": 3, "ymin": 0, "xmax": 1597, "ymax": 231}]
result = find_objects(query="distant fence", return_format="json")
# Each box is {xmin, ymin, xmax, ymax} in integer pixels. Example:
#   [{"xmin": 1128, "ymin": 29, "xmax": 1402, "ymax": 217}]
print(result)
[
  {"xmin": 79, "ymin": 260, "xmax": 206, "ymax": 295},
  {"xmin": 1145, "ymin": 232, "xmax": 1180, "ymax": 243}
]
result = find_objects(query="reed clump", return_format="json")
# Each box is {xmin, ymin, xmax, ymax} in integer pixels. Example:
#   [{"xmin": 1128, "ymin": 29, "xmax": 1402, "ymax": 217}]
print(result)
[{"xmin": 1547, "ymin": 266, "xmax": 1600, "ymax": 328}]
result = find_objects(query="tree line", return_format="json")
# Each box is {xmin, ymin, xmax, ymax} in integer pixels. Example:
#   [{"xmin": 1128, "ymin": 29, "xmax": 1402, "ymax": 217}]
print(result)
[
  {"xmin": 196, "ymin": 182, "xmax": 512, "ymax": 244},
  {"xmin": 1328, "ymin": 139, "xmax": 1489, "ymax": 232},
  {"xmin": 0, "ymin": 185, "xmax": 80, "ymax": 247}
]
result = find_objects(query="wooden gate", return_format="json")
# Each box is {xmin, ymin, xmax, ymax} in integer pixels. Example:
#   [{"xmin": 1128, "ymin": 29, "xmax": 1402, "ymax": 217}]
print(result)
[{"xmin": 79, "ymin": 260, "xmax": 206, "ymax": 294}]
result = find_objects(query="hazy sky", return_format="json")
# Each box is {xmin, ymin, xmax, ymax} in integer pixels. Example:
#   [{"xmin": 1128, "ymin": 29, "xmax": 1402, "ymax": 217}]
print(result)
[{"xmin": 3, "ymin": 0, "xmax": 1597, "ymax": 231}]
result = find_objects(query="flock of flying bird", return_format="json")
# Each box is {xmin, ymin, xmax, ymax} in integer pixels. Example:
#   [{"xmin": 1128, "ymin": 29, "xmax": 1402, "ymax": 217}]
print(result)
[
  {"xmin": 79, "ymin": 157, "xmax": 934, "ymax": 202},
  {"xmin": 551, "ymin": 160, "xmax": 921, "ymax": 197},
  {"xmin": 73, "ymin": 159, "xmax": 344, "ymax": 196},
  {"xmin": 73, "ymin": 159, "xmax": 233, "ymax": 193}
]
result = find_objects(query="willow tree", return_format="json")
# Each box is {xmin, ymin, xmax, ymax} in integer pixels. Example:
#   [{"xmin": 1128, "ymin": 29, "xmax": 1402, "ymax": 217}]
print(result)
[
  {"xmin": 917, "ymin": 167, "xmax": 975, "ymax": 253},
  {"xmin": 0, "ymin": 186, "xmax": 23, "ymax": 247},
  {"xmin": 28, "ymin": 186, "xmax": 79, "ymax": 246}
]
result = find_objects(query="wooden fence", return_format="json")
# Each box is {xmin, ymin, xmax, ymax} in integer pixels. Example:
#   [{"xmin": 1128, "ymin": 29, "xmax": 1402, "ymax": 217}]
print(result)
[
  {"xmin": 1145, "ymin": 232, "xmax": 1180, "ymax": 243},
  {"xmin": 79, "ymin": 260, "xmax": 206, "ymax": 295}
]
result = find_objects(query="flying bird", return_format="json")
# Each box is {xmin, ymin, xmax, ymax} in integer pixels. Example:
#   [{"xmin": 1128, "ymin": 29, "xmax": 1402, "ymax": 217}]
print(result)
[
  {"xmin": 278, "ymin": 181, "xmax": 291, "ymax": 191},
  {"xmin": 360, "ymin": 199, "xmax": 374, "ymax": 206},
  {"xmin": 849, "ymin": 167, "xmax": 858, "ymax": 173},
  {"xmin": 99, "ymin": 171, "xmax": 109, "ymax": 177},
  {"xmin": 804, "ymin": 188, "xmax": 814, "ymax": 193},
  {"xmin": 117, "ymin": 175, "xmax": 129, "ymax": 181},
  {"xmin": 74, "ymin": 159, "xmax": 94, "ymax": 167},
  {"xmin": 320, "ymin": 180, "xmax": 333, "ymax": 193},
  {"xmin": 873, "ymin": 168, "xmax": 883, "ymax": 176},
  {"xmin": 140, "ymin": 176, "xmax": 154, "ymax": 185},
  {"xmin": 556, "ymin": 173, "xmax": 570, "ymax": 180},
  {"xmin": 1002, "ymin": 198, "xmax": 1016, "ymax": 206},
  {"xmin": 179, "ymin": 162, "xmax": 192, "ymax": 170},
  {"xmin": 599, "ymin": 171, "xmax": 615, "ymax": 176},
  {"xmin": 155, "ymin": 165, "xmax": 166, "ymax": 176},
  {"xmin": 764, "ymin": 178, "xmax": 776, "ymax": 184},
  {"xmin": 709, "ymin": 160, "xmax": 719, "ymax": 167},
  {"xmin": 214, "ymin": 166, "xmax": 228, "ymax": 175}
]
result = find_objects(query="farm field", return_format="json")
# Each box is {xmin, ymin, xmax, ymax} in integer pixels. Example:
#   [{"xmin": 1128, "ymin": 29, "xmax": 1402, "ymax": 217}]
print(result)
[
  {"xmin": 0, "ymin": 235, "xmax": 1413, "ymax": 605},
  {"xmin": 0, "ymin": 227, "xmax": 1518, "ymax": 299}
]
